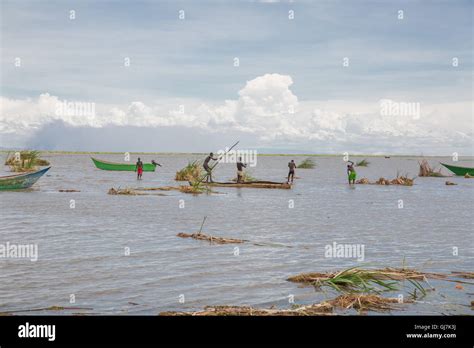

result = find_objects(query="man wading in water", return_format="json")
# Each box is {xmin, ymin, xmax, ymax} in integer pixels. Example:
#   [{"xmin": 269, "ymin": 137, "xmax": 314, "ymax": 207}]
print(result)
[
  {"xmin": 203, "ymin": 152, "xmax": 218, "ymax": 183},
  {"xmin": 135, "ymin": 157, "xmax": 144, "ymax": 180},
  {"xmin": 347, "ymin": 160, "xmax": 356, "ymax": 184},
  {"xmin": 287, "ymin": 159, "xmax": 296, "ymax": 184},
  {"xmin": 236, "ymin": 157, "xmax": 247, "ymax": 183}
]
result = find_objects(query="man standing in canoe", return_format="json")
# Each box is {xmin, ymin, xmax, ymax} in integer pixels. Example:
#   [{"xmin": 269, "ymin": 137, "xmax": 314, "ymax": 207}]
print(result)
[
  {"xmin": 287, "ymin": 159, "xmax": 296, "ymax": 184},
  {"xmin": 347, "ymin": 160, "xmax": 356, "ymax": 184},
  {"xmin": 236, "ymin": 157, "xmax": 247, "ymax": 183},
  {"xmin": 203, "ymin": 152, "xmax": 218, "ymax": 183},
  {"xmin": 135, "ymin": 157, "xmax": 144, "ymax": 180}
]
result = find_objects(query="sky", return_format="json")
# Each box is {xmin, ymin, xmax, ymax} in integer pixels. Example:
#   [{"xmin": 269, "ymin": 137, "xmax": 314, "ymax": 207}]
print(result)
[{"xmin": 0, "ymin": 0, "xmax": 473, "ymax": 154}]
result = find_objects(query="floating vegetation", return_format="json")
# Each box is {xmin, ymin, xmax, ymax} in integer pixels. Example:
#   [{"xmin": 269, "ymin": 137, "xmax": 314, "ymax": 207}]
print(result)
[
  {"xmin": 175, "ymin": 160, "xmax": 202, "ymax": 181},
  {"xmin": 418, "ymin": 159, "xmax": 446, "ymax": 177},
  {"xmin": 5, "ymin": 151, "xmax": 50, "ymax": 172},
  {"xmin": 58, "ymin": 189, "xmax": 81, "ymax": 192},
  {"xmin": 160, "ymin": 303, "xmax": 333, "ymax": 316},
  {"xmin": 356, "ymin": 176, "xmax": 414, "ymax": 186},
  {"xmin": 327, "ymin": 294, "xmax": 407, "ymax": 312},
  {"xmin": 108, "ymin": 187, "xmax": 167, "ymax": 196},
  {"xmin": 231, "ymin": 172, "xmax": 257, "ymax": 182},
  {"xmin": 159, "ymin": 294, "xmax": 410, "ymax": 316},
  {"xmin": 0, "ymin": 306, "xmax": 93, "ymax": 315},
  {"xmin": 297, "ymin": 158, "xmax": 316, "ymax": 169},
  {"xmin": 356, "ymin": 159, "xmax": 370, "ymax": 167},
  {"xmin": 445, "ymin": 181, "xmax": 457, "ymax": 186},
  {"xmin": 177, "ymin": 232, "xmax": 245, "ymax": 244},
  {"xmin": 287, "ymin": 267, "xmax": 440, "ymax": 294},
  {"xmin": 451, "ymin": 271, "xmax": 474, "ymax": 279},
  {"xmin": 464, "ymin": 173, "xmax": 474, "ymax": 178}
]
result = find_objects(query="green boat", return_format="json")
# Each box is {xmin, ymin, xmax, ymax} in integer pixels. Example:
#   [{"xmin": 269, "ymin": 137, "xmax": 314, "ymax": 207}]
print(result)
[
  {"xmin": 0, "ymin": 167, "xmax": 50, "ymax": 190},
  {"xmin": 441, "ymin": 163, "xmax": 474, "ymax": 176},
  {"xmin": 91, "ymin": 157, "xmax": 157, "ymax": 172}
]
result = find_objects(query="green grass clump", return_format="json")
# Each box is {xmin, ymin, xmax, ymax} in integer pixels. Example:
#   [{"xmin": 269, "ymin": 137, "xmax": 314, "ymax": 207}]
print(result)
[
  {"xmin": 297, "ymin": 158, "xmax": 316, "ymax": 169},
  {"xmin": 175, "ymin": 160, "xmax": 202, "ymax": 181},
  {"xmin": 5, "ymin": 150, "xmax": 50, "ymax": 172},
  {"xmin": 356, "ymin": 159, "xmax": 370, "ymax": 167}
]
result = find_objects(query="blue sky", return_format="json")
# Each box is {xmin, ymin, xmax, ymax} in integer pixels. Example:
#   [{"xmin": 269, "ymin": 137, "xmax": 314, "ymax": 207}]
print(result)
[{"xmin": 0, "ymin": 0, "xmax": 472, "ymax": 153}]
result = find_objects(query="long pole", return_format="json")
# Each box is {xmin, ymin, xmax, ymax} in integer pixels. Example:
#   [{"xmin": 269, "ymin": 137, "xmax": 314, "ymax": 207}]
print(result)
[{"xmin": 195, "ymin": 141, "xmax": 239, "ymax": 185}]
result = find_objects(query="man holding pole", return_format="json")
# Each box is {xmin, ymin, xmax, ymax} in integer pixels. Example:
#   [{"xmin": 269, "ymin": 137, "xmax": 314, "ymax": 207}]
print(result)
[{"xmin": 203, "ymin": 152, "xmax": 218, "ymax": 183}]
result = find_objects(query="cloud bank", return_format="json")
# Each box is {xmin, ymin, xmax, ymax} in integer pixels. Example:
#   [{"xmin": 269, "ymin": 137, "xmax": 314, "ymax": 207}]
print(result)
[{"xmin": 1, "ymin": 74, "xmax": 472, "ymax": 154}]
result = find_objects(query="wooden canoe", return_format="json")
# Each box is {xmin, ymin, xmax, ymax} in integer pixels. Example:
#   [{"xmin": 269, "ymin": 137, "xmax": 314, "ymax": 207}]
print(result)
[
  {"xmin": 204, "ymin": 181, "xmax": 292, "ymax": 189},
  {"xmin": 440, "ymin": 163, "xmax": 474, "ymax": 176},
  {"xmin": 0, "ymin": 167, "xmax": 50, "ymax": 190},
  {"xmin": 91, "ymin": 157, "xmax": 156, "ymax": 172}
]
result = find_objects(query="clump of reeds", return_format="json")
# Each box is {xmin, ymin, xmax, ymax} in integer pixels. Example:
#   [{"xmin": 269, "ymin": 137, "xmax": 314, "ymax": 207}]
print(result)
[
  {"xmin": 327, "ymin": 294, "xmax": 406, "ymax": 312},
  {"xmin": 356, "ymin": 178, "xmax": 370, "ymax": 184},
  {"xmin": 418, "ymin": 159, "xmax": 445, "ymax": 177},
  {"xmin": 356, "ymin": 176, "xmax": 414, "ymax": 186},
  {"xmin": 175, "ymin": 160, "xmax": 202, "ymax": 181},
  {"xmin": 297, "ymin": 158, "xmax": 315, "ymax": 169},
  {"xmin": 177, "ymin": 232, "xmax": 245, "ymax": 244},
  {"xmin": 464, "ymin": 173, "xmax": 473, "ymax": 178},
  {"xmin": 231, "ymin": 172, "xmax": 257, "ymax": 182},
  {"xmin": 5, "ymin": 151, "xmax": 50, "ymax": 172},
  {"xmin": 356, "ymin": 159, "xmax": 370, "ymax": 167},
  {"xmin": 287, "ymin": 267, "xmax": 436, "ymax": 295}
]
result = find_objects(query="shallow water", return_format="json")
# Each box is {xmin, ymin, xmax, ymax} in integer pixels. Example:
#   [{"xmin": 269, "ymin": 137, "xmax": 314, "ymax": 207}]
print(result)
[{"xmin": 0, "ymin": 154, "xmax": 473, "ymax": 315}]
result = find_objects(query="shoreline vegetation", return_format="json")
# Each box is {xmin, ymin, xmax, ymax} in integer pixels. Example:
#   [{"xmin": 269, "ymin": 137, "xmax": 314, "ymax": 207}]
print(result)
[{"xmin": 1, "ymin": 150, "xmax": 472, "ymax": 158}]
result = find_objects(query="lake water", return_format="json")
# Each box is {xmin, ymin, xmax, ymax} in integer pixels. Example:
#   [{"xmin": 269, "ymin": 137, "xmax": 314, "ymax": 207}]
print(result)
[{"xmin": 0, "ymin": 154, "xmax": 473, "ymax": 315}]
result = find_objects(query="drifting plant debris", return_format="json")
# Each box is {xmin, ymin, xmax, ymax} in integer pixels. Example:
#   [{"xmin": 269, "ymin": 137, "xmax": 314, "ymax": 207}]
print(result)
[
  {"xmin": 5, "ymin": 151, "xmax": 50, "ymax": 172},
  {"xmin": 297, "ymin": 158, "xmax": 316, "ymax": 169},
  {"xmin": 327, "ymin": 294, "xmax": 408, "ymax": 312},
  {"xmin": 177, "ymin": 232, "xmax": 246, "ymax": 244},
  {"xmin": 159, "ymin": 294, "xmax": 411, "ymax": 316},
  {"xmin": 356, "ymin": 176, "xmax": 414, "ymax": 186},
  {"xmin": 58, "ymin": 189, "xmax": 80, "ymax": 192},
  {"xmin": 464, "ymin": 173, "xmax": 473, "ymax": 178},
  {"xmin": 108, "ymin": 188, "xmax": 167, "ymax": 196},
  {"xmin": 451, "ymin": 271, "xmax": 474, "ymax": 279},
  {"xmin": 175, "ymin": 160, "xmax": 202, "ymax": 181},
  {"xmin": 160, "ymin": 303, "xmax": 334, "ymax": 316},
  {"xmin": 0, "ymin": 306, "xmax": 93, "ymax": 315},
  {"xmin": 445, "ymin": 181, "xmax": 457, "ymax": 186},
  {"xmin": 418, "ymin": 159, "xmax": 446, "ymax": 177},
  {"xmin": 356, "ymin": 159, "xmax": 370, "ymax": 167},
  {"xmin": 287, "ymin": 267, "xmax": 443, "ymax": 294}
]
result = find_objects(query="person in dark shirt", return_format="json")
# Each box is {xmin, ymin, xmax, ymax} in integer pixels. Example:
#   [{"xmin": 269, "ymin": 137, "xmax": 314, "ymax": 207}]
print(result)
[
  {"xmin": 236, "ymin": 157, "xmax": 247, "ymax": 183},
  {"xmin": 203, "ymin": 152, "xmax": 217, "ymax": 182},
  {"xmin": 288, "ymin": 160, "xmax": 296, "ymax": 184},
  {"xmin": 347, "ymin": 160, "xmax": 356, "ymax": 184},
  {"xmin": 135, "ymin": 158, "xmax": 144, "ymax": 180}
]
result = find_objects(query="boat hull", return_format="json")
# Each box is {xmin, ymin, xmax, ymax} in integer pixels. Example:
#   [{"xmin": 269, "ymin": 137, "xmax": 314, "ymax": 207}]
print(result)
[
  {"xmin": 441, "ymin": 163, "xmax": 474, "ymax": 176},
  {"xmin": 91, "ymin": 158, "xmax": 156, "ymax": 172},
  {"xmin": 0, "ymin": 167, "xmax": 50, "ymax": 190}
]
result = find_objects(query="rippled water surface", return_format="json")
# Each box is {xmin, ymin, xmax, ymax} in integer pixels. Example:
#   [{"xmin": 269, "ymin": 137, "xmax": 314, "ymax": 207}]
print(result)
[{"xmin": 0, "ymin": 154, "xmax": 473, "ymax": 315}]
